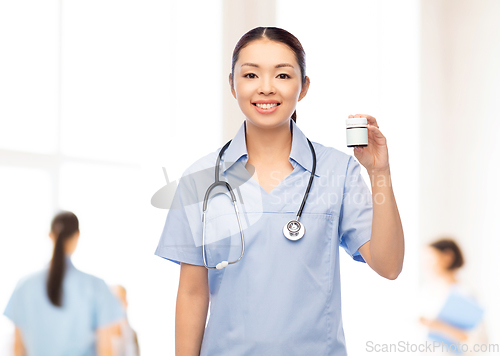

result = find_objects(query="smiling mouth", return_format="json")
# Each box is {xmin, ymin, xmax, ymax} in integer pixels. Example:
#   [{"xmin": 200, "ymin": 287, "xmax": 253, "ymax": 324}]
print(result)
[{"xmin": 253, "ymin": 103, "xmax": 280, "ymax": 109}]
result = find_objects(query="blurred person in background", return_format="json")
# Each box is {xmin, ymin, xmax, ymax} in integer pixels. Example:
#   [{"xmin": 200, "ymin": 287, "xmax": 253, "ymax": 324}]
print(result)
[
  {"xmin": 3, "ymin": 211, "xmax": 124, "ymax": 356},
  {"xmin": 111, "ymin": 285, "xmax": 140, "ymax": 356},
  {"xmin": 419, "ymin": 238, "xmax": 489, "ymax": 355}
]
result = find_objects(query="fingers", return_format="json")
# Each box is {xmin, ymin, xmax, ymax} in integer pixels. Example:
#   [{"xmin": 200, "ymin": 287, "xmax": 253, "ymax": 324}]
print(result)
[
  {"xmin": 347, "ymin": 113, "xmax": 384, "ymax": 144},
  {"xmin": 367, "ymin": 123, "xmax": 384, "ymax": 137},
  {"xmin": 348, "ymin": 114, "xmax": 379, "ymax": 128}
]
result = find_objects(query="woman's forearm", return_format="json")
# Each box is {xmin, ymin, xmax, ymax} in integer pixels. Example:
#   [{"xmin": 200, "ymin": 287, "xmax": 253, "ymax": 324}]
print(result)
[
  {"xmin": 428, "ymin": 319, "xmax": 468, "ymax": 342},
  {"xmin": 96, "ymin": 323, "xmax": 121, "ymax": 356},
  {"xmin": 14, "ymin": 327, "xmax": 25, "ymax": 356},
  {"xmin": 368, "ymin": 167, "xmax": 405, "ymax": 279},
  {"xmin": 176, "ymin": 291, "xmax": 209, "ymax": 356}
]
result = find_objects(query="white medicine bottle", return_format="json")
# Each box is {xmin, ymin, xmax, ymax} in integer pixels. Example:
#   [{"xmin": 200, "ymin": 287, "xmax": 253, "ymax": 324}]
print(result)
[{"xmin": 346, "ymin": 117, "xmax": 368, "ymax": 147}]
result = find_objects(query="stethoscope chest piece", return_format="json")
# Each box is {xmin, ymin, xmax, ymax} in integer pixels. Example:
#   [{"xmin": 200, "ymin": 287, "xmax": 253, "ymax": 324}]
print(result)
[{"xmin": 283, "ymin": 219, "xmax": 305, "ymax": 241}]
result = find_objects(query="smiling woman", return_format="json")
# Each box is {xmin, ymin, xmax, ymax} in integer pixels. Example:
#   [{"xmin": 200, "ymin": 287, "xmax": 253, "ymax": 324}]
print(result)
[
  {"xmin": 227, "ymin": 29, "xmax": 311, "ymax": 195},
  {"xmin": 232, "ymin": 41, "xmax": 307, "ymax": 122},
  {"xmin": 230, "ymin": 27, "xmax": 309, "ymax": 124},
  {"xmin": 154, "ymin": 26, "xmax": 404, "ymax": 356}
]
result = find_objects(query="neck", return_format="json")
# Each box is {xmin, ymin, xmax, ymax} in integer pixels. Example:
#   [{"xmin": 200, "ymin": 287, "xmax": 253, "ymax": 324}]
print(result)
[
  {"xmin": 245, "ymin": 120, "xmax": 292, "ymax": 163},
  {"xmin": 438, "ymin": 270, "xmax": 458, "ymax": 285}
]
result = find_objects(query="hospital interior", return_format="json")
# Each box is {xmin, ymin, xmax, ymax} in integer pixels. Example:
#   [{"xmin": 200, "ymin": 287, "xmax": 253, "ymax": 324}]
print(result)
[{"xmin": 0, "ymin": 0, "xmax": 499, "ymax": 355}]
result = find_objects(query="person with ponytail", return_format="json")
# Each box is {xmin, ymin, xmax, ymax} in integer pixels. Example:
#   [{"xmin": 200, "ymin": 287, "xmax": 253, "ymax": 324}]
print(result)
[
  {"xmin": 3, "ymin": 211, "xmax": 124, "ymax": 356},
  {"xmin": 155, "ymin": 26, "xmax": 404, "ymax": 355}
]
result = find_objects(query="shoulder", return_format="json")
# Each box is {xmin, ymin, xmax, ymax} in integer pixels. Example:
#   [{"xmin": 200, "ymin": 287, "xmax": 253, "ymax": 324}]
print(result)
[
  {"xmin": 11, "ymin": 269, "xmax": 47, "ymax": 294},
  {"xmin": 311, "ymin": 140, "xmax": 351, "ymax": 163},
  {"xmin": 65, "ymin": 265, "xmax": 113, "ymax": 298},
  {"xmin": 72, "ymin": 267, "xmax": 108, "ymax": 288},
  {"xmin": 5, "ymin": 269, "xmax": 47, "ymax": 312},
  {"xmin": 70, "ymin": 269, "xmax": 120, "ymax": 308},
  {"xmin": 176, "ymin": 146, "xmax": 225, "ymax": 191},
  {"xmin": 452, "ymin": 282, "xmax": 482, "ymax": 302},
  {"xmin": 310, "ymin": 140, "xmax": 359, "ymax": 176},
  {"xmin": 4, "ymin": 269, "xmax": 48, "ymax": 326},
  {"xmin": 183, "ymin": 146, "xmax": 223, "ymax": 176}
]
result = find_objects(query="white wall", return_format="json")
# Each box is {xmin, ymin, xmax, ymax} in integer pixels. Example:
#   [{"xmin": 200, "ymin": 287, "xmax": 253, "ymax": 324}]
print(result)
[
  {"xmin": 420, "ymin": 0, "xmax": 500, "ymax": 346},
  {"xmin": 2, "ymin": 0, "xmax": 498, "ymax": 354}
]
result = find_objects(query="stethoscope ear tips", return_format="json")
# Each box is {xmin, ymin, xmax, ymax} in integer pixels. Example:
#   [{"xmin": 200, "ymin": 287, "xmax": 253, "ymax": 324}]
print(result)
[{"xmin": 216, "ymin": 261, "xmax": 229, "ymax": 269}]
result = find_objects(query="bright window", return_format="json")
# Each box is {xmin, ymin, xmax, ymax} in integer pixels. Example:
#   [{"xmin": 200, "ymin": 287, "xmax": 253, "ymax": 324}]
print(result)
[{"xmin": 0, "ymin": 1, "xmax": 222, "ymax": 354}]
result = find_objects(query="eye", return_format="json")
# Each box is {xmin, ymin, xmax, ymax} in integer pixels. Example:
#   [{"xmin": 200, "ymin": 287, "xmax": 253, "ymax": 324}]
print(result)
[
  {"xmin": 243, "ymin": 73, "xmax": 257, "ymax": 79},
  {"xmin": 278, "ymin": 73, "xmax": 291, "ymax": 79}
]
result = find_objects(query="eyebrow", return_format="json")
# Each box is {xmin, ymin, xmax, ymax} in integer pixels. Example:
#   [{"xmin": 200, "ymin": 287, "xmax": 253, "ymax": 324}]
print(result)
[{"xmin": 241, "ymin": 63, "xmax": 294, "ymax": 69}]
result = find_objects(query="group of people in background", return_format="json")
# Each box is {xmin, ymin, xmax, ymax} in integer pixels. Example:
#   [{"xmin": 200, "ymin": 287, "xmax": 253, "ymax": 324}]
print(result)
[
  {"xmin": 2, "ymin": 210, "xmax": 488, "ymax": 355},
  {"xmin": 3, "ymin": 211, "xmax": 140, "ymax": 356}
]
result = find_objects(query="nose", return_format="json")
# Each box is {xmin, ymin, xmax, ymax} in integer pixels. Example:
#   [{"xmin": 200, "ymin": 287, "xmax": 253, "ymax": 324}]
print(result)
[{"xmin": 258, "ymin": 76, "xmax": 276, "ymax": 95}]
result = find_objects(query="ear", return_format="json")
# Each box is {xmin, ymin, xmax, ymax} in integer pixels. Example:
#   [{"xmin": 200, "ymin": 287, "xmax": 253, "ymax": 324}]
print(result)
[
  {"xmin": 229, "ymin": 73, "xmax": 236, "ymax": 99},
  {"xmin": 298, "ymin": 76, "xmax": 310, "ymax": 102}
]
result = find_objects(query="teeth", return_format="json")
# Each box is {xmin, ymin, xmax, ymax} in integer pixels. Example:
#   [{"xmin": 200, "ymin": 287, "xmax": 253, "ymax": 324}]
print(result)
[{"xmin": 256, "ymin": 103, "xmax": 278, "ymax": 109}]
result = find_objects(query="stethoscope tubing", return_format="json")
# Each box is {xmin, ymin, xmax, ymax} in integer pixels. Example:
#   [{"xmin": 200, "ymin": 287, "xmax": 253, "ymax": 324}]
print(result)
[
  {"xmin": 202, "ymin": 129, "xmax": 316, "ymax": 269},
  {"xmin": 202, "ymin": 139, "xmax": 246, "ymax": 269},
  {"xmin": 296, "ymin": 138, "xmax": 316, "ymax": 221}
]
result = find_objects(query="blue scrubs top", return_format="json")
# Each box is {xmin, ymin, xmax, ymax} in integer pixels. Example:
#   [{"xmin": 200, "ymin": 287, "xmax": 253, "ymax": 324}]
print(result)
[
  {"xmin": 3, "ymin": 257, "xmax": 124, "ymax": 356},
  {"xmin": 155, "ymin": 119, "xmax": 373, "ymax": 355}
]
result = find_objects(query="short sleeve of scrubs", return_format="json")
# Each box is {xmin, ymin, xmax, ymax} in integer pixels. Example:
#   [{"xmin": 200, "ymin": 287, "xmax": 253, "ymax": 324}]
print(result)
[
  {"xmin": 155, "ymin": 170, "xmax": 205, "ymax": 266},
  {"xmin": 94, "ymin": 279, "xmax": 124, "ymax": 329},
  {"xmin": 3, "ymin": 279, "xmax": 27, "ymax": 329},
  {"xmin": 338, "ymin": 156, "xmax": 373, "ymax": 263}
]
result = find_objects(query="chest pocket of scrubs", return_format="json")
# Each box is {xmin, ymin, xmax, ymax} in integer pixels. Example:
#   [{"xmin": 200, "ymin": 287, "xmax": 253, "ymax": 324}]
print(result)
[
  {"xmin": 293, "ymin": 180, "xmax": 339, "ymax": 296},
  {"xmin": 239, "ymin": 210, "xmax": 336, "ymax": 346},
  {"xmin": 294, "ymin": 211, "xmax": 337, "ymax": 294}
]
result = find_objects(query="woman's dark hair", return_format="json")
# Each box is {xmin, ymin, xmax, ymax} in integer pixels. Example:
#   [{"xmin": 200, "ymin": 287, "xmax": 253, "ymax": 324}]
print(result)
[
  {"xmin": 230, "ymin": 27, "xmax": 307, "ymax": 123},
  {"xmin": 47, "ymin": 211, "xmax": 79, "ymax": 307},
  {"xmin": 430, "ymin": 238, "xmax": 464, "ymax": 271}
]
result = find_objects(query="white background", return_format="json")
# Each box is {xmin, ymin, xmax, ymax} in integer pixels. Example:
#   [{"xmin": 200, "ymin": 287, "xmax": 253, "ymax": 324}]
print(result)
[{"xmin": 1, "ymin": 0, "xmax": 498, "ymax": 355}]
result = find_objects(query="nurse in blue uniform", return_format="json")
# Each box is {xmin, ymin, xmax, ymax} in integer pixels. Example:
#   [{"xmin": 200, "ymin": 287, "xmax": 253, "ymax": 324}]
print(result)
[
  {"xmin": 3, "ymin": 211, "xmax": 124, "ymax": 356},
  {"xmin": 155, "ymin": 27, "xmax": 405, "ymax": 355}
]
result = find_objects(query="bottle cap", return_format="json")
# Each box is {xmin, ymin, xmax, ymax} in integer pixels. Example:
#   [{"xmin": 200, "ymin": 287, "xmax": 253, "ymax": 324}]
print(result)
[{"xmin": 346, "ymin": 117, "xmax": 368, "ymax": 128}]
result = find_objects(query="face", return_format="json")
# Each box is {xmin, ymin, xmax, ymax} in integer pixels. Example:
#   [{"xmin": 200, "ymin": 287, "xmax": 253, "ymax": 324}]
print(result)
[
  {"xmin": 230, "ymin": 39, "xmax": 310, "ymax": 128},
  {"xmin": 423, "ymin": 246, "xmax": 453, "ymax": 275}
]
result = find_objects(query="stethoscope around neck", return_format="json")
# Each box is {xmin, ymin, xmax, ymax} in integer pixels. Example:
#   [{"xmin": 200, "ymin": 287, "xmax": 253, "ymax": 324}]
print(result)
[{"xmin": 202, "ymin": 128, "xmax": 317, "ymax": 270}]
